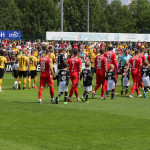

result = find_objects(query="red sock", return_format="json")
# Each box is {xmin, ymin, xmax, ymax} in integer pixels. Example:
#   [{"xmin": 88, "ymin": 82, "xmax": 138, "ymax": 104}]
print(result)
[
  {"xmin": 69, "ymin": 87, "xmax": 75, "ymax": 98},
  {"xmin": 38, "ymin": 88, "xmax": 43, "ymax": 99},
  {"xmin": 105, "ymin": 80, "xmax": 108, "ymax": 91},
  {"xmin": 136, "ymin": 84, "xmax": 140, "ymax": 95},
  {"xmin": 101, "ymin": 84, "xmax": 105, "ymax": 98},
  {"xmin": 94, "ymin": 85, "xmax": 100, "ymax": 94},
  {"xmin": 74, "ymin": 87, "xmax": 79, "ymax": 98},
  {"xmin": 130, "ymin": 83, "xmax": 136, "ymax": 95},
  {"xmin": 50, "ymin": 87, "xmax": 54, "ymax": 98}
]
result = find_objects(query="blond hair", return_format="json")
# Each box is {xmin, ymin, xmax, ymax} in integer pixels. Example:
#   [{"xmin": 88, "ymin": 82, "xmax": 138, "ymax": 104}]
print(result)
[{"xmin": 85, "ymin": 61, "xmax": 90, "ymax": 68}]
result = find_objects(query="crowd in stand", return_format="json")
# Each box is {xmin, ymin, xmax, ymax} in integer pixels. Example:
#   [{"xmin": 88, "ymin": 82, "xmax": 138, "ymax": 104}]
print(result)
[{"xmin": 0, "ymin": 39, "xmax": 150, "ymax": 68}]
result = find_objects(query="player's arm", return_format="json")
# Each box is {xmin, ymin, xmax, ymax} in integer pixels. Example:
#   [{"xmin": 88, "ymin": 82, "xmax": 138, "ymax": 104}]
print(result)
[
  {"xmin": 66, "ymin": 71, "xmax": 70, "ymax": 87},
  {"xmin": 34, "ymin": 58, "xmax": 37, "ymax": 66},
  {"xmin": 27, "ymin": 61, "xmax": 30, "ymax": 73},
  {"xmin": 105, "ymin": 73, "xmax": 108, "ymax": 80},
  {"xmin": 113, "ymin": 54, "xmax": 118, "ymax": 71},
  {"xmin": 113, "ymin": 72, "xmax": 117, "ymax": 83},
  {"xmin": 53, "ymin": 70, "xmax": 60, "ymax": 80},
  {"xmin": 80, "ymin": 71, "xmax": 83, "ymax": 80},
  {"xmin": 49, "ymin": 63, "xmax": 55, "ymax": 77}
]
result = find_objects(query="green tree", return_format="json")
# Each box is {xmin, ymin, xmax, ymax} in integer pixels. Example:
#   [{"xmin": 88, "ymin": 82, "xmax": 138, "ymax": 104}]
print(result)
[
  {"xmin": 15, "ymin": 0, "xmax": 61, "ymax": 34},
  {"xmin": 129, "ymin": 0, "xmax": 150, "ymax": 31},
  {"xmin": 0, "ymin": 0, "xmax": 22, "ymax": 31},
  {"xmin": 105, "ymin": 0, "xmax": 136, "ymax": 33}
]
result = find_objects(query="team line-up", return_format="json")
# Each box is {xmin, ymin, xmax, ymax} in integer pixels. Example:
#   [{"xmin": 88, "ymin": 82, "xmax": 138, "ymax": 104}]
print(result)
[{"xmin": 0, "ymin": 46, "xmax": 150, "ymax": 104}]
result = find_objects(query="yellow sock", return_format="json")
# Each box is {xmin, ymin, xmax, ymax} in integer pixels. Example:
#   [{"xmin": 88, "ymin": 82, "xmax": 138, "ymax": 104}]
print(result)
[
  {"xmin": 18, "ymin": 77, "xmax": 22, "ymax": 84},
  {"xmin": 34, "ymin": 77, "xmax": 37, "ymax": 87},
  {"xmin": 0, "ymin": 79, "xmax": 2, "ymax": 89},
  {"xmin": 23, "ymin": 78, "xmax": 26, "ymax": 88},
  {"xmin": 28, "ymin": 77, "xmax": 31, "ymax": 87}
]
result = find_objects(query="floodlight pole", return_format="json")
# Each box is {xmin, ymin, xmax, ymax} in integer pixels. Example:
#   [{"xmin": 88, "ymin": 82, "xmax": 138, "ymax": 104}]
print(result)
[
  {"xmin": 87, "ymin": 0, "xmax": 89, "ymax": 32},
  {"xmin": 61, "ymin": 0, "xmax": 63, "ymax": 32}
]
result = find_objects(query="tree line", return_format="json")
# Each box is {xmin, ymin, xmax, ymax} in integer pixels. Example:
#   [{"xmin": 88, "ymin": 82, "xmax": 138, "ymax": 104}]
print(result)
[{"xmin": 0, "ymin": 0, "xmax": 150, "ymax": 34}]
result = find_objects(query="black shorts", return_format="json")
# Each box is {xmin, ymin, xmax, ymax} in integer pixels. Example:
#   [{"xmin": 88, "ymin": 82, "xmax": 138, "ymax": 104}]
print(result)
[
  {"xmin": 0, "ymin": 68, "xmax": 4, "ymax": 78},
  {"xmin": 91, "ymin": 67, "xmax": 96, "ymax": 74},
  {"xmin": 28, "ymin": 70, "xmax": 37, "ymax": 79},
  {"xmin": 14, "ymin": 70, "xmax": 18, "ymax": 78},
  {"xmin": 18, "ymin": 71, "xmax": 27, "ymax": 78}
]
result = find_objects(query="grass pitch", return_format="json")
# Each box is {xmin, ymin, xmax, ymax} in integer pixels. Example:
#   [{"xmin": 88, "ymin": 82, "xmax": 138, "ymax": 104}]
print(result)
[{"xmin": 0, "ymin": 73, "xmax": 150, "ymax": 150}]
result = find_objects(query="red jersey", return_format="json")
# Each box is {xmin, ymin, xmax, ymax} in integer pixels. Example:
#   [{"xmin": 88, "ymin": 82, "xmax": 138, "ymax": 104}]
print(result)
[
  {"xmin": 104, "ymin": 51, "xmax": 118, "ymax": 70},
  {"xmin": 39, "ymin": 57, "xmax": 51, "ymax": 76},
  {"xmin": 68, "ymin": 57, "xmax": 81, "ymax": 73},
  {"xmin": 136, "ymin": 42, "xmax": 141, "ymax": 49},
  {"xmin": 147, "ymin": 55, "xmax": 150, "ymax": 64},
  {"xmin": 139, "ymin": 53, "xmax": 146, "ymax": 66},
  {"xmin": 95, "ymin": 55, "xmax": 107, "ymax": 74},
  {"xmin": 129, "ymin": 56, "xmax": 142, "ymax": 75}
]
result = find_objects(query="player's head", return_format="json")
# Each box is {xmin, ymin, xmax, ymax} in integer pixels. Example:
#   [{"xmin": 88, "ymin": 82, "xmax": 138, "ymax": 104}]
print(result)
[
  {"xmin": 85, "ymin": 61, "xmax": 90, "ymax": 68},
  {"xmin": 144, "ymin": 60, "xmax": 149, "ymax": 67},
  {"xmin": 48, "ymin": 46, "xmax": 53, "ymax": 52},
  {"xmin": 96, "ymin": 48, "xmax": 100, "ymax": 54},
  {"xmin": 140, "ymin": 48, "xmax": 144, "ymax": 53},
  {"xmin": 125, "ymin": 60, "xmax": 129, "ymax": 67},
  {"xmin": 100, "ymin": 48, "xmax": 105, "ymax": 54},
  {"xmin": 46, "ymin": 50, "xmax": 50, "ymax": 56},
  {"xmin": 0, "ymin": 51, "xmax": 4, "ymax": 56},
  {"xmin": 74, "ymin": 49, "xmax": 79, "ymax": 56},
  {"xmin": 134, "ymin": 50, "xmax": 139, "ymax": 55},
  {"xmin": 108, "ymin": 45, "xmax": 113, "ymax": 51},
  {"xmin": 109, "ymin": 64, "xmax": 114, "ymax": 70},
  {"xmin": 62, "ymin": 62, "xmax": 68, "ymax": 69}
]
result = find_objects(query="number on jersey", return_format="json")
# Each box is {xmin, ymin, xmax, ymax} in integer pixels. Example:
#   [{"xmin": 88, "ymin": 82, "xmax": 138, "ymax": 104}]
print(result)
[{"xmin": 41, "ymin": 61, "xmax": 45, "ymax": 70}]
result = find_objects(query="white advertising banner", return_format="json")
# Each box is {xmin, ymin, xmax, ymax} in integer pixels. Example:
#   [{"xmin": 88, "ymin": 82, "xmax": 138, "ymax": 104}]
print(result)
[{"xmin": 46, "ymin": 32, "xmax": 150, "ymax": 42}]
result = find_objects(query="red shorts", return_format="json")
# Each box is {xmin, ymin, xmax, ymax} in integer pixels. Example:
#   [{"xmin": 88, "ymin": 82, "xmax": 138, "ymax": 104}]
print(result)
[
  {"xmin": 131, "ymin": 74, "xmax": 139, "ymax": 83},
  {"xmin": 96, "ymin": 73, "xmax": 106, "ymax": 85},
  {"xmin": 40, "ymin": 75, "xmax": 53, "ymax": 87},
  {"xmin": 70, "ymin": 72, "xmax": 79, "ymax": 87}
]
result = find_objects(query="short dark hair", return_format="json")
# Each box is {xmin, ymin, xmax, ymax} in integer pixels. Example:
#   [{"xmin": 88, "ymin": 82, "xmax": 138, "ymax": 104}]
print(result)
[
  {"xmin": 46, "ymin": 50, "xmax": 50, "ymax": 54},
  {"xmin": 62, "ymin": 62, "xmax": 67, "ymax": 69},
  {"xmin": 109, "ymin": 45, "xmax": 113, "ymax": 51},
  {"xmin": 135, "ymin": 50, "xmax": 139, "ymax": 55},
  {"xmin": 100, "ymin": 48, "xmax": 105, "ymax": 54},
  {"xmin": 74, "ymin": 49, "xmax": 79, "ymax": 56}
]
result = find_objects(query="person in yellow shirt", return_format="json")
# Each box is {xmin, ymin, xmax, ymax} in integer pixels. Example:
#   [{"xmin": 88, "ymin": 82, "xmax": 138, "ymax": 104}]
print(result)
[
  {"xmin": 28, "ymin": 51, "xmax": 37, "ymax": 89},
  {"xmin": 13, "ymin": 45, "xmax": 19, "ymax": 56},
  {"xmin": 0, "ymin": 51, "xmax": 7, "ymax": 91},
  {"xmin": 17, "ymin": 51, "xmax": 30, "ymax": 90},
  {"xmin": 91, "ymin": 48, "xmax": 100, "ymax": 76},
  {"xmin": 49, "ymin": 47, "xmax": 56, "ymax": 73}
]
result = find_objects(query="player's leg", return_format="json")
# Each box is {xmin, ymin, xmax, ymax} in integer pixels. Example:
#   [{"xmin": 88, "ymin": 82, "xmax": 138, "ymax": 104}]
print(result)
[
  {"xmin": 28, "ymin": 76, "xmax": 31, "ymax": 89},
  {"xmin": 38, "ymin": 76, "xmax": 46, "ymax": 103},
  {"xmin": 85, "ymin": 90, "xmax": 89, "ymax": 102},
  {"xmin": 23, "ymin": 71, "xmax": 27, "ymax": 90},
  {"xmin": 129, "ymin": 75, "xmax": 137, "ymax": 97},
  {"xmin": 55, "ymin": 92, "xmax": 63, "ymax": 104},
  {"xmin": 33, "ymin": 70, "xmax": 37, "ymax": 88},
  {"xmin": 18, "ymin": 71, "xmax": 23, "ymax": 90},
  {"xmin": 111, "ymin": 89, "xmax": 115, "ymax": 100},
  {"xmin": 125, "ymin": 86, "xmax": 128, "ymax": 95},
  {"xmin": 101, "ymin": 76, "xmax": 106, "ymax": 99},
  {"xmin": 0, "ymin": 78, "xmax": 2, "ymax": 91},
  {"xmin": 92, "ymin": 73, "xmax": 100, "ymax": 98},
  {"xmin": 0, "ymin": 68, "xmax": 4, "ymax": 91}
]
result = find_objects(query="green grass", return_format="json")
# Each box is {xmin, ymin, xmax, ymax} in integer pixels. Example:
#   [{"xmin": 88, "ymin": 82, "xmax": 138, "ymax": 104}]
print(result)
[{"xmin": 0, "ymin": 73, "xmax": 150, "ymax": 150}]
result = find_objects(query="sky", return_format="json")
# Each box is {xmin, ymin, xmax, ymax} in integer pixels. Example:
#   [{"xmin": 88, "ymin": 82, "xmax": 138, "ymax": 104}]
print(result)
[{"xmin": 108, "ymin": 0, "xmax": 132, "ymax": 5}]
